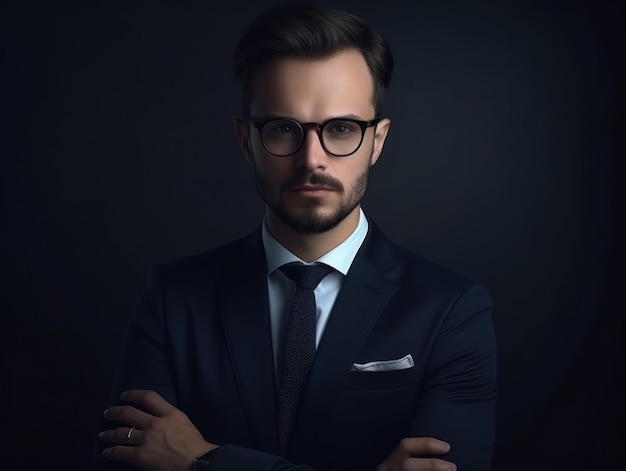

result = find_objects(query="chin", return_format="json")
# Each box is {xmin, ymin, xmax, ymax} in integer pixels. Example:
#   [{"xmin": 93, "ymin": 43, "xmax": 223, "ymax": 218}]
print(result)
[
  {"xmin": 287, "ymin": 217, "xmax": 343, "ymax": 234},
  {"xmin": 281, "ymin": 204, "xmax": 356, "ymax": 234}
]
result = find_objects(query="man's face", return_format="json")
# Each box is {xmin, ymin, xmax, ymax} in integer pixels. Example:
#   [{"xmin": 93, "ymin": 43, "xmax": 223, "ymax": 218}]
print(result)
[{"xmin": 236, "ymin": 49, "xmax": 390, "ymax": 234}]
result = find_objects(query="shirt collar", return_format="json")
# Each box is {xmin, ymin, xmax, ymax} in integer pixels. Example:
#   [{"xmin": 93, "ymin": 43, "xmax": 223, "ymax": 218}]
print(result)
[{"xmin": 262, "ymin": 208, "xmax": 369, "ymax": 276}]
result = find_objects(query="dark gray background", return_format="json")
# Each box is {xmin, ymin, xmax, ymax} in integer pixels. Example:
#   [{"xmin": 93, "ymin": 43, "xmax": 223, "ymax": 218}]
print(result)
[{"xmin": 2, "ymin": 0, "xmax": 624, "ymax": 469}]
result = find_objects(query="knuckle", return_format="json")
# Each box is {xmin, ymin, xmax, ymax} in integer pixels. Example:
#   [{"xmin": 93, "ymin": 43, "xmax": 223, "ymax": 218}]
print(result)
[
  {"xmin": 132, "ymin": 390, "xmax": 147, "ymax": 402},
  {"xmin": 144, "ymin": 389, "xmax": 162, "ymax": 402},
  {"xmin": 116, "ymin": 428, "xmax": 127, "ymax": 441},
  {"xmin": 425, "ymin": 436, "xmax": 448, "ymax": 453},
  {"xmin": 433, "ymin": 460, "xmax": 446, "ymax": 470},
  {"xmin": 146, "ymin": 417, "xmax": 158, "ymax": 429},
  {"xmin": 107, "ymin": 445, "xmax": 120, "ymax": 459},
  {"xmin": 423, "ymin": 436, "xmax": 438, "ymax": 447},
  {"xmin": 118, "ymin": 406, "xmax": 132, "ymax": 420},
  {"xmin": 399, "ymin": 461, "xmax": 412, "ymax": 471},
  {"xmin": 430, "ymin": 458, "xmax": 453, "ymax": 470},
  {"xmin": 134, "ymin": 431, "xmax": 145, "ymax": 445},
  {"xmin": 398, "ymin": 437, "xmax": 412, "ymax": 453},
  {"xmin": 135, "ymin": 447, "xmax": 146, "ymax": 461}
]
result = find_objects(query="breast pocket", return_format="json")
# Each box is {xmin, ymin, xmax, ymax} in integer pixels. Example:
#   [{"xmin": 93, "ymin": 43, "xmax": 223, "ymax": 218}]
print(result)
[
  {"xmin": 343, "ymin": 360, "xmax": 423, "ymax": 391},
  {"xmin": 325, "ymin": 368, "xmax": 422, "ymax": 468}
]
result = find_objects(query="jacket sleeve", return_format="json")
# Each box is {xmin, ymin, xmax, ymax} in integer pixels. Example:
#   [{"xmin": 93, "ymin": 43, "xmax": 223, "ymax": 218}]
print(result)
[
  {"xmin": 91, "ymin": 267, "xmax": 318, "ymax": 471},
  {"xmin": 207, "ymin": 445, "xmax": 314, "ymax": 470},
  {"xmin": 407, "ymin": 282, "xmax": 498, "ymax": 470}
]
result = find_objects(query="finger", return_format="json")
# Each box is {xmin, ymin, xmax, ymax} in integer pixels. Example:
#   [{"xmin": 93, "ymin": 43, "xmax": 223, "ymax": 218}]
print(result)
[
  {"xmin": 102, "ymin": 444, "xmax": 139, "ymax": 465},
  {"xmin": 396, "ymin": 437, "xmax": 450, "ymax": 456},
  {"xmin": 99, "ymin": 427, "xmax": 143, "ymax": 446},
  {"xmin": 120, "ymin": 389, "xmax": 175, "ymax": 417},
  {"xmin": 397, "ymin": 458, "xmax": 456, "ymax": 471},
  {"xmin": 104, "ymin": 404, "xmax": 154, "ymax": 429},
  {"xmin": 376, "ymin": 437, "xmax": 451, "ymax": 470},
  {"xmin": 377, "ymin": 457, "xmax": 456, "ymax": 471}
]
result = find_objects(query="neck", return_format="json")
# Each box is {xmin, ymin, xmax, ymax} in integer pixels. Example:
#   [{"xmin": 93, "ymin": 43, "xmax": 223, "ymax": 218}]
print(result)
[{"xmin": 266, "ymin": 207, "xmax": 361, "ymax": 263}]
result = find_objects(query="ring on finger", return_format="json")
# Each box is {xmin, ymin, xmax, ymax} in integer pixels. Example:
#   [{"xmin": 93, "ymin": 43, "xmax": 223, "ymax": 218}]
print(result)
[{"xmin": 127, "ymin": 427, "xmax": 136, "ymax": 445}]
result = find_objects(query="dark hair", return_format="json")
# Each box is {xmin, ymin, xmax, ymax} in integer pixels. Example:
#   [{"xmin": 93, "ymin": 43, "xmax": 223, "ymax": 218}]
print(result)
[{"xmin": 233, "ymin": 2, "xmax": 393, "ymax": 117}]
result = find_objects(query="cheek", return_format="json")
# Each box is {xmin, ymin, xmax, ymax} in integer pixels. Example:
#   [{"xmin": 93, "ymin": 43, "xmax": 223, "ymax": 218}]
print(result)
[
  {"xmin": 254, "ymin": 153, "xmax": 292, "ymax": 182},
  {"xmin": 340, "ymin": 157, "xmax": 371, "ymax": 185},
  {"xmin": 250, "ymin": 139, "xmax": 274, "ymax": 172}
]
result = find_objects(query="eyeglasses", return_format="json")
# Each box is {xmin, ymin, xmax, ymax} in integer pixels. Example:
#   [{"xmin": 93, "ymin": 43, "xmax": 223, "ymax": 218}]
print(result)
[{"xmin": 247, "ymin": 116, "xmax": 381, "ymax": 157}]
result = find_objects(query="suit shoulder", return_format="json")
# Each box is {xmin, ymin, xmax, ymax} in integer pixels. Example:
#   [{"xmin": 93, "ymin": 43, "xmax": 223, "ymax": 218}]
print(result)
[
  {"xmin": 151, "ymin": 229, "xmax": 261, "ymax": 281},
  {"xmin": 399, "ymin": 243, "xmax": 489, "ymax": 296},
  {"xmin": 365, "ymin": 220, "xmax": 488, "ymax": 294},
  {"xmin": 380, "ymin": 235, "xmax": 491, "ymax": 305},
  {"xmin": 393, "ymin": 243, "xmax": 469, "ymax": 282}
]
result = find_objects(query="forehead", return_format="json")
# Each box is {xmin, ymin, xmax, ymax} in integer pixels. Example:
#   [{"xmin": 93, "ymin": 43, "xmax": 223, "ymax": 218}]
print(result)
[{"xmin": 249, "ymin": 48, "xmax": 376, "ymax": 120}]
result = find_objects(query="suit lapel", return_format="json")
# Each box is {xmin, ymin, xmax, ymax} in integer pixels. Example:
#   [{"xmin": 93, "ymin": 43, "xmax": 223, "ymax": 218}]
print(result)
[
  {"xmin": 219, "ymin": 228, "xmax": 278, "ymax": 453},
  {"xmin": 291, "ymin": 222, "xmax": 399, "ymax": 451}
]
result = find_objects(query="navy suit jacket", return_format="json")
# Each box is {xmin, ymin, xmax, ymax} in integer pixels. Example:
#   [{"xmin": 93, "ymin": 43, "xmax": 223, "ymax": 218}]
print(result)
[{"xmin": 94, "ymin": 220, "xmax": 497, "ymax": 471}]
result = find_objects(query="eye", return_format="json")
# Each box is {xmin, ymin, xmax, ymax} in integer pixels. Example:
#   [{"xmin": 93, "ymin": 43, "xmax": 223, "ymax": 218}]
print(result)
[
  {"xmin": 276, "ymin": 125, "xmax": 293, "ymax": 134},
  {"xmin": 267, "ymin": 120, "xmax": 298, "ymax": 136},
  {"xmin": 325, "ymin": 121, "xmax": 358, "ymax": 136}
]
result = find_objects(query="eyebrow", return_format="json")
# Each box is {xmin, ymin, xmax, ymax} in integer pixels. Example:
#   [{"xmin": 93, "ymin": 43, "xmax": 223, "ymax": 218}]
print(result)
[{"xmin": 253, "ymin": 113, "xmax": 369, "ymax": 122}]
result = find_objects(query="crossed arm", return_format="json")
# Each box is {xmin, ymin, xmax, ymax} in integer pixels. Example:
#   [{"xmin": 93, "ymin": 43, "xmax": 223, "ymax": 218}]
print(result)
[
  {"xmin": 95, "ymin": 268, "xmax": 496, "ymax": 471},
  {"xmin": 99, "ymin": 389, "xmax": 457, "ymax": 471}
]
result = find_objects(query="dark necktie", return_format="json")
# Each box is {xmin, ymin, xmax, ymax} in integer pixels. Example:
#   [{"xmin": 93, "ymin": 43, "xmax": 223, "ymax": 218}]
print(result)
[{"xmin": 277, "ymin": 262, "xmax": 334, "ymax": 454}]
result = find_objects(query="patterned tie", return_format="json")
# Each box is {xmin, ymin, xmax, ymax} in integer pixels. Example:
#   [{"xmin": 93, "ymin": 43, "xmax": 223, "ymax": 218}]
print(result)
[{"xmin": 277, "ymin": 262, "xmax": 334, "ymax": 454}]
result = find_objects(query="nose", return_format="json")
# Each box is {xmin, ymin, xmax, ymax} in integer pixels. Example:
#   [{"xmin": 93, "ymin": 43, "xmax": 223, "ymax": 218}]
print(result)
[{"xmin": 295, "ymin": 126, "xmax": 329, "ymax": 172}]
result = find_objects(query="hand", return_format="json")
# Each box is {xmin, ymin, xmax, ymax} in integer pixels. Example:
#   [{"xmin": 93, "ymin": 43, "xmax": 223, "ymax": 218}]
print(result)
[
  {"xmin": 375, "ymin": 437, "xmax": 456, "ymax": 471},
  {"xmin": 99, "ymin": 389, "xmax": 217, "ymax": 471}
]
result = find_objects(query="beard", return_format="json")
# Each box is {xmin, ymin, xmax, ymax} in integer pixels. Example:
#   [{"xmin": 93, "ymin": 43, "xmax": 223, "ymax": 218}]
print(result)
[{"xmin": 253, "ymin": 166, "xmax": 369, "ymax": 234}]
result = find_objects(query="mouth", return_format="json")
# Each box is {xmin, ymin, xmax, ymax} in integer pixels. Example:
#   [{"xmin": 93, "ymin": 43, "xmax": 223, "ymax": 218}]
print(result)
[
  {"xmin": 285, "ymin": 173, "xmax": 343, "ymax": 196},
  {"xmin": 291, "ymin": 185, "xmax": 335, "ymax": 192},
  {"xmin": 289, "ymin": 185, "xmax": 336, "ymax": 197}
]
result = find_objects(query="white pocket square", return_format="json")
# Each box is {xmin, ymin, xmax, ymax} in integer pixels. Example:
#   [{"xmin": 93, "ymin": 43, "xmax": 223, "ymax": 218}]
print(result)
[{"xmin": 350, "ymin": 354, "xmax": 415, "ymax": 372}]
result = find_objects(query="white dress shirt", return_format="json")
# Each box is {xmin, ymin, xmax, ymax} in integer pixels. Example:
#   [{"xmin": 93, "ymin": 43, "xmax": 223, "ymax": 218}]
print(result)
[{"xmin": 262, "ymin": 208, "xmax": 369, "ymax": 381}]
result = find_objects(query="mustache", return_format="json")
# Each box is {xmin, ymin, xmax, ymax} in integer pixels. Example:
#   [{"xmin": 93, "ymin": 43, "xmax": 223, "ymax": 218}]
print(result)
[{"xmin": 284, "ymin": 173, "xmax": 344, "ymax": 192}]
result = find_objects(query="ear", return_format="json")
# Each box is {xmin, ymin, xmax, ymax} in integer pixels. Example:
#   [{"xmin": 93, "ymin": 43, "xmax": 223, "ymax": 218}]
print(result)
[
  {"xmin": 370, "ymin": 117, "xmax": 391, "ymax": 166},
  {"xmin": 234, "ymin": 119, "xmax": 253, "ymax": 165}
]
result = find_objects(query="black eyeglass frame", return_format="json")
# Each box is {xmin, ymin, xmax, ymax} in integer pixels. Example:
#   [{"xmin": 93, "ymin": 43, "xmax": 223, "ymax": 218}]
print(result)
[{"xmin": 246, "ymin": 116, "xmax": 382, "ymax": 157}]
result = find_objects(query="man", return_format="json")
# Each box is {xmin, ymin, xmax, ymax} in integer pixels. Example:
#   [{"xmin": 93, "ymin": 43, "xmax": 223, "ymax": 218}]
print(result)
[{"xmin": 95, "ymin": 3, "xmax": 497, "ymax": 470}]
